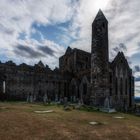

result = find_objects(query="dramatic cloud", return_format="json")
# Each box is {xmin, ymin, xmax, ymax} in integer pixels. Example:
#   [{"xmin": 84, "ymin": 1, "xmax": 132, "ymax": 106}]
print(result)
[
  {"xmin": 38, "ymin": 45, "xmax": 55, "ymax": 56},
  {"xmin": 110, "ymin": 43, "xmax": 127, "ymax": 60},
  {"xmin": 112, "ymin": 43, "xmax": 127, "ymax": 53},
  {"xmin": 105, "ymin": 0, "xmax": 140, "ymax": 59},
  {"xmin": 0, "ymin": 0, "xmax": 72, "ymax": 68},
  {"xmin": 14, "ymin": 44, "xmax": 45, "ymax": 58}
]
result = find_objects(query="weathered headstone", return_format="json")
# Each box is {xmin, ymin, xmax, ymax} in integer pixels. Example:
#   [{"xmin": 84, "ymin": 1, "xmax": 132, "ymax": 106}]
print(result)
[
  {"xmin": 27, "ymin": 94, "xmax": 30, "ymax": 102},
  {"xmin": 43, "ymin": 94, "xmax": 48, "ymax": 103},
  {"xmin": 30, "ymin": 95, "xmax": 33, "ymax": 103},
  {"xmin": 100, "ymin": 97, "xmax": 116, "ymax": 113},
  {"xmin": 55, "ymin": 94, "xmax": 58, "ymax": 102},
  {"xmin": 63, "ymin": 97, "xmax": 68, "ymax": 107}
]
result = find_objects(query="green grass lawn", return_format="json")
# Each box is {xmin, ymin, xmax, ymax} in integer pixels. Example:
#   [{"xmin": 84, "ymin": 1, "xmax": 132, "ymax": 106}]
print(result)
[{"xmin": 0, "ymin": 102, "xmax": 140, "ymax": 140}]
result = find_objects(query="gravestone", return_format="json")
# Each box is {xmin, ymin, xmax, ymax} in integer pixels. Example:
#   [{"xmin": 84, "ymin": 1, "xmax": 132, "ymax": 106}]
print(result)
[
  {"xmin": 100, "ymin": 97, "xmax": 116, "ymax": 113},
  {"xmin": 43, "ymin": 94, "xmax": 48, "ymax": 103},
  {"xmin": 73, "ymin": 96, "xmax": 76, "ymax": 102},
  {"xmin": 30, "ymin": 95, "xmax": 33, "ymax": 103},
  {"xmin": 27, "ymin": 94, "xmax": 30, "ymax": 102},
  {"xmin": 104, "ymin": 97, "xmax": 110, "ymax": 108},
  {"xmin": 63, "ymin": 97, "xmax": 68, "ymax": 107},
  {"xmin": 55, "ymin": 94, "xmax": 58, "ymax": 102}
]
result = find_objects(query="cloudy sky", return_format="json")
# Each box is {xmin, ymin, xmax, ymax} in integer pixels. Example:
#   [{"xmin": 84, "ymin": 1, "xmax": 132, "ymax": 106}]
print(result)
[{"xmin": 0, "ymin": 0, "xmax": 140, "ymax": 97}]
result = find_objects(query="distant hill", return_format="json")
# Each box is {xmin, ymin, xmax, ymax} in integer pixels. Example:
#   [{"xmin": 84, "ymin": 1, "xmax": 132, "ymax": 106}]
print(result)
[{"xmin": 135, "ymin": 97, "xmax": 140, "ymax": 103}]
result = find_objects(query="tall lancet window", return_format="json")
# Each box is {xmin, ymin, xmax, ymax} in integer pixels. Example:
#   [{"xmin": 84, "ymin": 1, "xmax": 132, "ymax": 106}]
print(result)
[
  {"xmin": 120, "ymin": 78, "xmax": 123, "ymax": 95},
  {"xmin": 115, "ymin": 77, "xmax": 118, "ymax": 95},
  {"xmin": 3, "ymin": 81, "xmax": 5, "ymax": 93},
  {"xmin": 125, "ymin": 79, "xmax": 128, "ymax": 95}
]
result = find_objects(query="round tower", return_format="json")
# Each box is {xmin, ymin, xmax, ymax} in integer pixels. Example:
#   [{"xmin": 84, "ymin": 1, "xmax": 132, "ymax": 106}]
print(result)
[{"xmin": 91, "ymin": 10, "xmax": 109, "ymax": 106}]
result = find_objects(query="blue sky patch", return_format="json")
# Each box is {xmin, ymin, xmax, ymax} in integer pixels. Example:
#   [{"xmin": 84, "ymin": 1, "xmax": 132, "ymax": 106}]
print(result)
[{"xmin": 31, "ymin": 21, "xmax": 72, "ymax": 46}]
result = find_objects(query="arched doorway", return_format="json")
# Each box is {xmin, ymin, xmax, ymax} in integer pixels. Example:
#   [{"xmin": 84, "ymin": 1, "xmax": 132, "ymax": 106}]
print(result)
[
  {"xmin": 83, "ymin": 83, "xmax": 87, "ymax": 96},
  {"xmin": 80, "ymin": 76, "xmax": 89, "ymax": 104},
  {"xmin": 38, "ymin": 89, "xmax": 44, "ymax": 101},
  {"xmin": 69, "ymin": 79, "xmax": 78, "ymax": 102}
]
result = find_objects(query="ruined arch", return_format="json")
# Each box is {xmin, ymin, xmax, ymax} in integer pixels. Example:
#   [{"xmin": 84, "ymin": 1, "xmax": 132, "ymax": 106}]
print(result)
[
  {"xmin": 69, "ymin": 78, "xmax": 78, "ymax": 102},
  {"xmin": 47, "ymin": 82, "xmax": 55, "ymax": 101},
  {"xmin": 79, "ymin": 76, "xmax": 90, "ymax": 104}
]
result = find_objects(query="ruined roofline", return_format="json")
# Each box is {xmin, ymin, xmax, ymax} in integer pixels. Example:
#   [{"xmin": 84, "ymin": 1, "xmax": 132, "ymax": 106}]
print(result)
[
  {"xmin": 111, "ymin": 51, "xmax": 132, "ymax": 71},
  {"xmin": 0, "ymin": 60, "xmax": 57, "ymax": 71},
  {"xmin": 59, "ymin": 47, "xmax": 91, "ymax": 61},
  {"xmin": 73, "ymin": 48, "xmax": 91, "ymax": 55},
  {"xmin": 60, "ymin": 46, "xmax": 91, "ymax": 57}
]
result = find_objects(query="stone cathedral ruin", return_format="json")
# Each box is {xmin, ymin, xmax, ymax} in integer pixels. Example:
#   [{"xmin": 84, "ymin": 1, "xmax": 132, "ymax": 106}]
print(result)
[{"xmin": 0, "ymin": 10, "xmax": 134, "ymax": 110}]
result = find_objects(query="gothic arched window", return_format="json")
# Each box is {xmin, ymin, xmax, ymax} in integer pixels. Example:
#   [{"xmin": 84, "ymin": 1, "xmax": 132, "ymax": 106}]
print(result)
[
  {"xmin": 125, "ymin": 79, "xmax": 127, "ymax": 95},
  {"xmin": 120, "ymin": 78, "xmax": 123, "ymax": 95},
  {"xmin": 83, "ymin": 83, "xmax": 87, "ymax": 96},
  {"xmin": 115, "ymin": 77, "xmax": 118, "ymax": 95},
  {"xmin": 103, "ymin": 22, "xmax": 105, "ymax": 28}
]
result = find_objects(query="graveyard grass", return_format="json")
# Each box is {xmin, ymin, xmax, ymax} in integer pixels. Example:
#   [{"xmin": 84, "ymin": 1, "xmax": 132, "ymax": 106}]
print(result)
[{"xmin": 0, "ymin": 102, "xmax": 140, "ymax": 140}]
